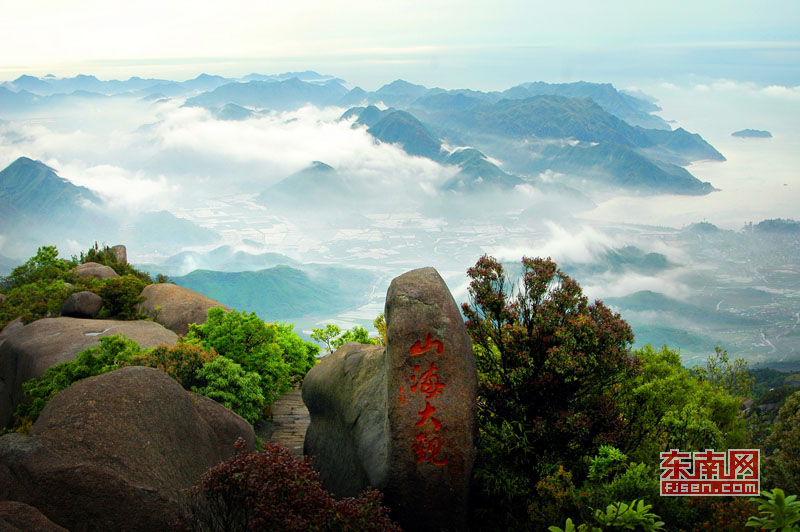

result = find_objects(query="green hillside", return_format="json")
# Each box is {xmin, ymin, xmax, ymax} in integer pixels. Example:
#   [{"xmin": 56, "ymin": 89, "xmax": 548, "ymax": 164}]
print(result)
[
  {"xmin": 172, "ymin": 264, "xmax": 376, "ymax": 321},
  {"xmin": 367, "ymin": 110, "xmax": 444, "ymax": 160},
  {"xmin": 0, "ymin": 157, "xmax": 99, "ymax": 217}
]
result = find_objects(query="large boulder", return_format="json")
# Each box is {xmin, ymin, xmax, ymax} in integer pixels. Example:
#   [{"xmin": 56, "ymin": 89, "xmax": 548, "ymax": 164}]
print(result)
[
  {"xmin": 75, "ymin": 262, "xmax": 118, "ymax": 280},
  {"xmin": 139, "ymin": 283, "xmax": 230, "ymax": 335},
  {"xmin": 0, "ymin": 501, "xmax": 68, "ymax": 531},
  {"xmin": 0, "ymin": 366, "xmax": 255, "ymax": 532},
  {"xmin": 303, "ymin": 342, "xmax": 388, "ymax": 495},
  {"xmin": 0, "ymin": 318, "xmax": 23, "ymax": 347},
  {"xmin": 0, "ymin": 317, "xmax": 177, "ymax": 429},
  {"xmin": 60, "ymin": 291, "xmax": 103, "ymax": 318},
  {"xmin": 303, "ymin": 267, "xmax": 477, "ymax": 532}
]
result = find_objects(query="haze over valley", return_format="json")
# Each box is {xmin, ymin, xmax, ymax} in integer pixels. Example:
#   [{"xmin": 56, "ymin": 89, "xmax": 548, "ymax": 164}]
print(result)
[{"xmin": 1, "ymin": 69, "xmax": 798, "ymax": 368}]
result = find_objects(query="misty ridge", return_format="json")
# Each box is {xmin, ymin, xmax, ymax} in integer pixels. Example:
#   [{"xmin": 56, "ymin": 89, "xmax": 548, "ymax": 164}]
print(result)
[{"xmin": 0, "ymin": 71, "xmax": 798, "ymax": 368}]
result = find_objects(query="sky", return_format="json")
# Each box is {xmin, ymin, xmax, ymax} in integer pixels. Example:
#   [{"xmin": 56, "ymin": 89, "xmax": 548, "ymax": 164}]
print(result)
[{"xmin": 2, "ymin": 1, "xmax": 799, "ymax": 89}]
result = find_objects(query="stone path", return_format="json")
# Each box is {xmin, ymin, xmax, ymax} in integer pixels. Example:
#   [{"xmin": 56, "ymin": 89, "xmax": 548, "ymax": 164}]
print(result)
[{"xmin": 266, "ymin": 387, "xmax": 310, "ymax": 457}]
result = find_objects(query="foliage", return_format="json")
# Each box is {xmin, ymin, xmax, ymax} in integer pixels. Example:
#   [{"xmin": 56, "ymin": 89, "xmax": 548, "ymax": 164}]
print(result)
[
  {"xmin": 130, "ymin": 343, "xmax": 218, "ymax": 390},
  {"xmin": 373, "ymin": 312, "xmax": 386, "ymax": 346},
  {"xmin": 462, "ymin": 255, "xmax": 638, "ymax": 531},
  {"xmin": 587, "ymin": 446, "xmax": 628, "ymax": 483},
  {"xmin": 15, "ymin": 335, "xmax": 143, "ymax": 425},
  {"xmin": 192, "ymin": 357, "xmax": 265, "ymax": 424},
  {"xmin": 310, "ymin": 323, "xmax": 341, "ymax": 354},
  {"xmin": 331, "ymin": 325, "xmax": 379, "ymax": 351},
  {"xmin": 1, "ymin": 245, "xmax": 76, "ymax": 290},
  {"xmin": 765, "ymin": 391, "xmax": 800, "ymax": 494},
  {"xmin": 0, "ymin": 246, "xmax": 80, "ymax": 329},
  {"xmin": 97, "ymin": 274, "xmax": 146, "ymax": 320},
  {"xmin": 692, "ymin": 347, "xmax": 754, "ymax": 398},
  {"xmin": 273, "ymin": 322, "xmax": 318, "ymax": 384},
  {"xmin": 687, "ymin": 497, "xmax": 756, "ymax": 532},
  {"xmin": 548, "ymin": 500, "xmax": 665, "ymax": 532},
  {"xmin": 186, "ymin": 308, "xmax": 291, "ymax": 405},
  {"xmin": 180, "ymin": 439, "xmax": 402, "ymax": 532},
  {"xmin": 746, "ymin": 489, "xmax": 800, "ymax": 531},
  {"xmin": 617, "ymin": 345, "xmax": 748, "ymax": 466}
]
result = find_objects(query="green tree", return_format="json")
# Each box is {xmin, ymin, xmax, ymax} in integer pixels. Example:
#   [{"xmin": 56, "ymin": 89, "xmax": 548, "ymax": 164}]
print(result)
[
  {"xmin": 331, "ymin": 325, "xmax": 378, "ymax": 351},
  {"xmin": 746, "ymin": 489, "xmax": 800, "ymax": 531},
  {"xmin": 192, "ymin": 357, "xmax": 265, "ymax": 424},
  {"xmin": 462, "ymin": 255, "xmax": 638, "ymax": 530},
  {"xmin": 186, "ymin": 308, "xmax": 291, "ymax": 405},
  {"xmin": 693, "ymin": 347, "xmax": 754, "ymax": 398},
  {"xmin": 765, "ymin": 391, "xmax": 800, "ymax": 494},
  {"xmin": 310, "ymin": 323, "xmax": 342, "ymax": 354},
  {"xmin": 97, "ymin": 275, "xmax": 146, "ymax": 320},
  {"xmin": 618, "ymin": 345, "xmax": 749, "ymax": 466},
  {"xmin": 273, "ymin": 322, "xmax": 318, "ymax": 384},
  {"xmin": 373, "ymin": 312, "xmax": 387, "ymax": 346},
  {"xmin": 1, "ymin": 245, "xmax": 75, "ymax": 290}
]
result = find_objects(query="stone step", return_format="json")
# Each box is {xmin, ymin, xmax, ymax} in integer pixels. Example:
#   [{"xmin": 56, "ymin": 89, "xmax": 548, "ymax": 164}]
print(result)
[{"xmin": 265, "ymin": 387, "xmax": 309, "ymax": 457}]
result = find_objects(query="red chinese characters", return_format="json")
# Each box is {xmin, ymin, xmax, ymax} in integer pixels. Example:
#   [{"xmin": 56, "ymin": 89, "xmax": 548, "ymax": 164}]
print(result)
[
  {"xmin": 401, "ymin": 334, "xmax": 449, "ymax": 466},
  {"xmin": 660, "ymin": 449, "xmax": 760, "ymax": 496}
]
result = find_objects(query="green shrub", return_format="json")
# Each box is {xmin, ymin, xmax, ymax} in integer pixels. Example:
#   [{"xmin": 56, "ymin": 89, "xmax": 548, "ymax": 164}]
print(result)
[
  {"xmin": 746, "ymin": 489, "xmax": 800, "ymax": 531},
  {"xmin": 97, "ymin": 275, "xmax": 146, "ymax": 320},
  {"xmin": 186, "ymin": 308, "xmax": 291, "ymax": 405},
  {"xmin": 129, "ymin": 343, "xmax": 218, "ymax": 390},
  {"xmin": 273, "ymin": 322, "xmax": 318, "ymax": 384},
  {"xmin": 180, "ymin": 439, "xmax": 402, "ymax": 532},
  {"xmin": 192, "ymin": 357, "xmax": 265, "ymax": 424},
  {"xmin": 15, "ymin": 335, "xmax": 144, "ymax": 425}
]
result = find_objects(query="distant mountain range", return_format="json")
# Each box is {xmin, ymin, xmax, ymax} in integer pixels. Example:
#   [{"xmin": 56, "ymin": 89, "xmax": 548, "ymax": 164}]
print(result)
[
  {"xmin": 1, "ymin": 71, "xmax": 726, "ymax": 199},
  {"xmin": 0, "ymin": 157, "xmax": 219, "ymax": 256},
  {"xmin": 170, "ymin": 264, "xmax": 376, "ymax": 321}
]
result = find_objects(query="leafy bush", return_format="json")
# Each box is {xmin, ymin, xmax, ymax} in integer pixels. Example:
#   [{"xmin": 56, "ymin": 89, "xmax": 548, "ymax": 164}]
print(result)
[
  {"xmin": 192, "ymin": 357, "xmax": 265, "ymax": 424},
  {"xmin": 332, "ymin": 325, "xmax": 378, "ymax": 351},
  {"xmin": 273, "ymin": 322, "xmax": 318, "ymax": 384},
  {"xmin": 549, "ymin": 500, "xmax": 665, "ymax": 532},
  {"xmin": 462, "ymin": 255, "xmax": 638, "ymax": 530},
  {"xmin": 765, "ymin": 391, "xmax": 800, "ymax": 494},
  {"xmin": 746, "ymin": 489, "xmax": 800, "ymax": 531},
  {"xmin": 130, "ymin": 343, "xmax": 218, "ymax": 390},
  {"xmin": 97, "ymin": 274, "xmax": 146, "ymax": 320},
  {"xmin": 15, "ymin": 335, "xmax": 144, "ymax": 425},
  {"xmin": 186, "ymin": 308, "xmax": 291, "ymax": 405},
  {"xmin": 0, "ymin": 246, "xmax": 80, "ymax": 329},
  {"xmin": 180, "ymin": 439, "xmax": 401, "ymax": 532}
]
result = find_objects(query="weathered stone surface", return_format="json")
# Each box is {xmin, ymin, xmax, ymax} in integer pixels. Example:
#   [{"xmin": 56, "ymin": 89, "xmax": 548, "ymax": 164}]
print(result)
[
  {"xmin": 0, "ymin": 317, "xmax": 177, "ymax": 429},
  {"xmin": 302, "ymin": 267, "xmax": 477, "ymax": 532},
  {"xmin": 60, "ymin": 291, "xmax": 103, "ymax": 318},
  {"xmin": 303, "ymin": 343, "xmax": 387, "ymax": 495},
  {"xmin": 383, "ymin": 267, "xmax": 477, "ymax": 532},
  {"xmin": 0, "ymin": 319, "xmax": 23, "ymax": 347},
  {"xmin": 75, "ymin": 261, "xmax": 118, "ymax": 279},
  {"xmin": 110, "ymin": 244, "xmax": 127, "ymax": 264},
  {"xmin": 0, "ymin": 501, "xmax": 68, "ymax": 532},
  {"xmin": 139, "ymin": 283, "xmax": 230, "ymax": 336},
  {"xmin": 0, "ymin": 367, "xmax": 255, "ymax": 532}
]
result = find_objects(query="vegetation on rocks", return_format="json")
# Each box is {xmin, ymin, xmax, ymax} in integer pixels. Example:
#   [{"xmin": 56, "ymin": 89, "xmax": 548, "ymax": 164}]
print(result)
[{"xmin": 179, "ymin": 439, "xmax": 402, "ymax": 532}]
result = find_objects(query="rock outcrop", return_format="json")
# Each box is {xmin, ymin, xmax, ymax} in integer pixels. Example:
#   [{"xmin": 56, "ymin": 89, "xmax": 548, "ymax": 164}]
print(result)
[
  {"xmin": 0, "ymin": 366, "xmax": 255, "ymax": 532},
  {"xmin": 0, "ymin": 317, "xmax": 177, "ymax": 429},
  {"xmin": 75, "ymin": 262, "xmax": 118, "ymax": 280},
  {"xmin": 60, "ymin": 291, "xmax": 103, "ymax": 318},
  {"xmin": 139, "ymin": 283, "xmax": 230, "ymax": 335},
  {"xmin": 110, "ymin": 244, "xmax": 127, "ymax": 264},
  {"xmin": 303, "ymin": 342, "xmax": 388, "ymax": 495},
  {"xmin": 303, "ymin": 267, "xmax": 477, "ymax": 532},
  {"xmin": 0, "ymin": 501, "xmax": 68, "ymax": 532}
]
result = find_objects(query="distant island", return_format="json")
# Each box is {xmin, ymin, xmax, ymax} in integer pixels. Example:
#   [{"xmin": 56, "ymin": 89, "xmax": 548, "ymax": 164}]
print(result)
[{"xmin": 732, "ymin": 129, "xmax": 772, "ymax": 138}]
